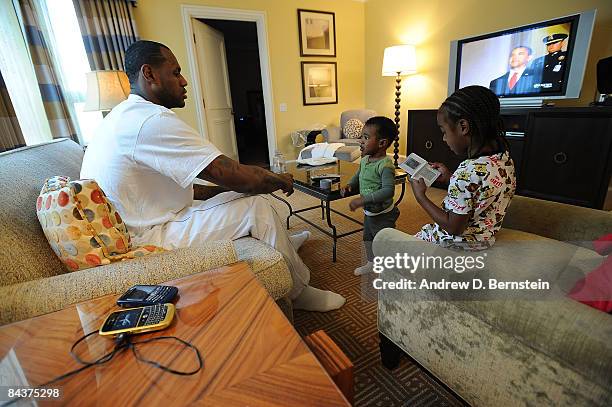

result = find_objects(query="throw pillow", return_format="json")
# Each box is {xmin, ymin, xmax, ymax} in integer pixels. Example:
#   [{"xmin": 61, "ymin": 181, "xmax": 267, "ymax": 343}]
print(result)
[
  {"xmin": 568, "ymin": 233, "xmax": 612, "ymax": 313},
  {"xmin": 36, "ymin": 176, "xmax": 163, "ymax": 271},
  {"xmin": 343, "ymin": 118, "xmax": 364, "ymax": 139}
]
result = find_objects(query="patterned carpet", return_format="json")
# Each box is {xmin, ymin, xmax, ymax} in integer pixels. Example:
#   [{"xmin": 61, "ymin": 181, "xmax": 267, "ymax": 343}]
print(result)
[{"xmin": 269, "ymin": 185, "xmax": 465, "ymax": 407}]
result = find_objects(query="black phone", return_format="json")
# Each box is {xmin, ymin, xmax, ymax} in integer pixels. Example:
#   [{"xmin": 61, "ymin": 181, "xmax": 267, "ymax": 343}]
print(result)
[{"xmin": 116, "ymin": 285, "xmax": 178, "ymax": 308}]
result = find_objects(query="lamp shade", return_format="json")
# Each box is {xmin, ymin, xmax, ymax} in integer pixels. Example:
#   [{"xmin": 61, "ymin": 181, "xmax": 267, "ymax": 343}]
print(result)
[
  {"xmin": 382, "ymin": 45, "xmax": 417, "ymax": 76},
  {"xmin": 83, "ymin": 70, "xmax": 130, "ymax": 112}
]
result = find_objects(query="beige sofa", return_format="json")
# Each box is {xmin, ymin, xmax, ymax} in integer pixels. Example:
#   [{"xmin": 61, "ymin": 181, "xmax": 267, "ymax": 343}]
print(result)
[
  {"xmin": 375, "ymin": 196, "xmax": 612, "ymax": 406},
  {"xmin": 0, "ymin": 139, "xmax": 293, "ymax": 325}
]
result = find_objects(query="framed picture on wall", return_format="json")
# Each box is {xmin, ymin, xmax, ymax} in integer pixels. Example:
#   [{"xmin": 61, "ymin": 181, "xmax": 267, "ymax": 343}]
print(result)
[
  {"xmin": 297, "ymin": 9, "xmax": 336, "ymax": 57},
  {"xmin": 301, "ymin": 61, "xmax": 338, "ymax": 105}
]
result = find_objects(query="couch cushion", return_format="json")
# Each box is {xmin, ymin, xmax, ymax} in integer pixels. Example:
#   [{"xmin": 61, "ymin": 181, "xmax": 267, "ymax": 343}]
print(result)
[
  {"xmin": 0, "ymin": 241, "xmax": 237, "ymax": 325},
  {"xmin": 0, "ymin": 139, "xmax": 84, "ymax": 286},
  {"xmin": 343, "ymin": 118, "xmax": 364, "ymax": 139},
  {"xmin": 36, "ymin": 176, "xmax": 163, "ymax": 271},
  {"xmin": 233, "ymin": 237, "xmax": 292, "ymax": 300}
]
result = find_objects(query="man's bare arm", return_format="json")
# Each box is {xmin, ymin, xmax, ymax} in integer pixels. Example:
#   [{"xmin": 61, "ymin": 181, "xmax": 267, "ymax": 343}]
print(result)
[
  {"xmin": 193, "ymin": 184, "xmax": 230, "ymax": 201},
  {"xmin": 198, "ymin": 155, "xmax": 293, "ymax": 196}
]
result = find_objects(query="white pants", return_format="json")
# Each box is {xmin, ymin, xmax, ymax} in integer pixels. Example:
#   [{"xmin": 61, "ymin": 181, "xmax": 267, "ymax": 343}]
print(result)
[{"xmin": 132, "ymin": 191, "xmax": 310, "ymax": 299}]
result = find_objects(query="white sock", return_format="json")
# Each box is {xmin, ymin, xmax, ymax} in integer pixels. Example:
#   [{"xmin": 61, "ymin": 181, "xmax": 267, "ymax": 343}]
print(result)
[
  {"xmin": 293, "ymin": 285, "xmax": 346, "ymax": 312},
  {"xmin": 289, "ymin": 230, "xmax": 311, "ymax": 250},
  {"xmin": 354, "ymin": 261, "xmax": 373, "ymax": 276}
]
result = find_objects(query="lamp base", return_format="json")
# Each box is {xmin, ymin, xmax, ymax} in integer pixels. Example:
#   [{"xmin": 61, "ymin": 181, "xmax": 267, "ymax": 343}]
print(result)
[{"xmin": 393, "ymin": 74, "xmax": 401, "ymax": 168}]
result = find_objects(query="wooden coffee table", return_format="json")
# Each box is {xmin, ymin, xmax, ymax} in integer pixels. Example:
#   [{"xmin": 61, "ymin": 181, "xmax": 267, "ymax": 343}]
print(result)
[{"xmin": 0, "ymin": 262, "xmax": 349, "ymax": 406}]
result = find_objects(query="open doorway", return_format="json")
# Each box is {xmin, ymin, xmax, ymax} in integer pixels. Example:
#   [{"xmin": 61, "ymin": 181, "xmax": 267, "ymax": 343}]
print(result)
[
  {"xmin": 183, "ymin": 6, "xmax": 277, "ymax": 168},
  {"xmin": 198, "ymin": 19, "xmax": 269, "ymax": 167}
]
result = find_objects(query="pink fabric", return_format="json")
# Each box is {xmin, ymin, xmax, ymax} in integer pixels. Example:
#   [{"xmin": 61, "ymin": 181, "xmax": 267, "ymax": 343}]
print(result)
[
  {"xmin": 568, "ymin": 234, "xmax": 612, "ymax": 313},
  {"xmin": 593, "ymin": 233, "xmax": 612, "ymax": 256}
]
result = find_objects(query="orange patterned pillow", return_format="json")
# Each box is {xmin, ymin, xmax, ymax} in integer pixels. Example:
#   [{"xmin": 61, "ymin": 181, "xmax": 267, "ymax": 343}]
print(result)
[{"xmin": 36, "ymin": 176, "xmax": 163, "ymax": 271}]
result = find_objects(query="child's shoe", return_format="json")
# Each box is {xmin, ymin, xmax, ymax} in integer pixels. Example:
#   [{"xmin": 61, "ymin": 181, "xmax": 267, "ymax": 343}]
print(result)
[{"xmin": 354, "ymin": 261, "xmax": 373, "ymax": 275}]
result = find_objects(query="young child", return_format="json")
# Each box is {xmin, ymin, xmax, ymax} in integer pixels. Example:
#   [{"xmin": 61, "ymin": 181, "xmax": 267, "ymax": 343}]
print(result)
[
  {"xmin": 411, "ymin": 85, "xmax": 516, "ymax": 250},
  {"xmin": 341, "ymin": 116, "xmax": 399, "ymax": 275}
]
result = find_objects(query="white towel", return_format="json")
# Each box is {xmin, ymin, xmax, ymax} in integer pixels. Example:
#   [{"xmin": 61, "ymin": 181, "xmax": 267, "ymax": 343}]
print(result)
[{"xmin": 297, "ymin": 142, "xmax": 345, "ymax": 165}]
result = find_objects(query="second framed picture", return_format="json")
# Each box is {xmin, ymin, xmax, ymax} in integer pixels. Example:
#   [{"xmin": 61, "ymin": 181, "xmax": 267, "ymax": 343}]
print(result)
[
  {"xmin": 301, "ymin": 61, "xmax": 338, "ymax": 105},
  {"xmin": 297, "ymin": 9, "xmax": 336, "ymax": 57}
]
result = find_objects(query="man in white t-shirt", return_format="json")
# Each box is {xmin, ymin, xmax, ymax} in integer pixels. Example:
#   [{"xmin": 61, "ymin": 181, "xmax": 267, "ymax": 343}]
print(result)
[{"xmin": 81, "ymin": 40, "xmax": 345, "ymax": 312}]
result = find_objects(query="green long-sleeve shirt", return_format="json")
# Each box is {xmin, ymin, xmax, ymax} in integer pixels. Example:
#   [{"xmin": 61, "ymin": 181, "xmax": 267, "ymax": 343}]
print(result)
[{"xmin": 347, "ymin": 156, "xmax": 395, "ymax": 214}]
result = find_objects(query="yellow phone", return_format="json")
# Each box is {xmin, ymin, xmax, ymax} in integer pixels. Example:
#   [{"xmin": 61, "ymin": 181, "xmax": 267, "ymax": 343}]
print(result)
[{"xmin": 99, "ymin": 303, "xmax": 175, "ymax": 337}]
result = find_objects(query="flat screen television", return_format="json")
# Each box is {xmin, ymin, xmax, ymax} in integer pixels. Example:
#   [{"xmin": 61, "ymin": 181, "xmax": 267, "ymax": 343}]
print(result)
[{"xmin": 448, "ymin": 10, "xmax": 596, "ymax": 107}]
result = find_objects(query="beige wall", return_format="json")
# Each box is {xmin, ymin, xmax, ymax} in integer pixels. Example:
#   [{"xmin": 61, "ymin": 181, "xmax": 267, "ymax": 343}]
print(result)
[
  {"xmin": 365, "ymin": 0, "xmax": 612, "ymax": 155},
  {"xmin": 133, "ymin": 0, "xmax": 365, "ymax": 156}
]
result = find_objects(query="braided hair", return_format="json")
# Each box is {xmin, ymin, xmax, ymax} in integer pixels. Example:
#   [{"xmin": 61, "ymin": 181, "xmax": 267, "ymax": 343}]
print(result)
[{"xmin": 440, "ymin": 85, "xmax": 508, "ymax": 158}]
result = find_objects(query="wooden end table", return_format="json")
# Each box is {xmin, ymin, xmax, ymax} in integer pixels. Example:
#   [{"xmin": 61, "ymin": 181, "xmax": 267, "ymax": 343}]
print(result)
[{"xmin": 0, "ymin": 262, "xmax": 349, "ymax": 406}]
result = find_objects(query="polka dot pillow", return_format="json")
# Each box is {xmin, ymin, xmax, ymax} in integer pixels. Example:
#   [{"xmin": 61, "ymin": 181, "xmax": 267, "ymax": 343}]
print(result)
[
  {"xmin": 343, "ymin": 118, "xmax": 364, "ymax": 139},
  {"xmin": 36, "ymin": 176, "xmax": 163, "ymax": 272}
]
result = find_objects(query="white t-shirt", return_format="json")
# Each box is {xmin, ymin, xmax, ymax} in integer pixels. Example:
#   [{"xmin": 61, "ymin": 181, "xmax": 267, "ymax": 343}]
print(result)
[{"xmin": 80, "ymin": 94, "xmax": 222, "ymax": 230}]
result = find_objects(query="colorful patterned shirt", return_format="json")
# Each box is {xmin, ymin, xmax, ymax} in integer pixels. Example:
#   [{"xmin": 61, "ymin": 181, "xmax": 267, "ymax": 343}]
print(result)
[{"xmin": 416, "ymin": 151, "xmax": 516, "ymax": 250}]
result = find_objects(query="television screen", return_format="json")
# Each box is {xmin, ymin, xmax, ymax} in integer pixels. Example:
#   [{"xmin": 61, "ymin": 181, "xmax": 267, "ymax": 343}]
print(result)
[{"xmin": 452, "ymin": 12, "xmax": 595, "ymax": 100}]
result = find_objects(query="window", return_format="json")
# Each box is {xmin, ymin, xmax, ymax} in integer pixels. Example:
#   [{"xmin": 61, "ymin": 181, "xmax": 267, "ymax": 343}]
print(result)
[
  {"xmin": 0, "ymin": 1, "xmax": 51, "ymax": 145},
  {"xmin": 38, "ymin": 0, "xmax": 103, "ymax": 144},
  {"xmin": 0, "ymin": 0, "xmax": 102, "ymax": 146}
]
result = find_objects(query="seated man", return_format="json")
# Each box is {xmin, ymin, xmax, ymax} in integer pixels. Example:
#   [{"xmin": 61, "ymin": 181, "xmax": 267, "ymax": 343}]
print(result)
[{"xmin": 81, "ymin": 40, "xmax": 345, "ymax": 312}]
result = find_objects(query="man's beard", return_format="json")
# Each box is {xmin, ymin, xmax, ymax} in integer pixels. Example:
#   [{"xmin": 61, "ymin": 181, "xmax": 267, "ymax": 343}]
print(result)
[{"xmin": 158, "ymin": 90, "xmax": 185, "ymax": 109}]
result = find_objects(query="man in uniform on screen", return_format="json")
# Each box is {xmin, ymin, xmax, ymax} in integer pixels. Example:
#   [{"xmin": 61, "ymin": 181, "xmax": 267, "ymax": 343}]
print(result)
[
  {"xmin": 531, "ymin": 33, "xmax": 568, "ymax": 92},
  {"xmin": 489, "ymin": 45, "xmax": 541, "ymax": 96}
]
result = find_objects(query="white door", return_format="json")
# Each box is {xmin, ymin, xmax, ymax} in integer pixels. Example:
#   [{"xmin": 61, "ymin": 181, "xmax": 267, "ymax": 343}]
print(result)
[{"xmin": 192, "ymin": 19, "xmax": 239, "ymax": 160}]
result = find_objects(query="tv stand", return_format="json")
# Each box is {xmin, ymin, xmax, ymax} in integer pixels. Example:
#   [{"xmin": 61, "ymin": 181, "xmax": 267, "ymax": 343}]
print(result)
[{"xmin": 407, "ymin": 106, "xmax": 612, "ymax": 209}]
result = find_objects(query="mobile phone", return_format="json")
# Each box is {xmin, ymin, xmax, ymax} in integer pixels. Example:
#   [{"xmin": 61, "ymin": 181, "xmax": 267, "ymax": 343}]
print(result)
[
  {"xmin": 116, "ymin": 285, "xmax": 178, "ymax": 307},
  {"xmin": 99, "ymin": 303, "xmax": 175, "ymax": 336}
]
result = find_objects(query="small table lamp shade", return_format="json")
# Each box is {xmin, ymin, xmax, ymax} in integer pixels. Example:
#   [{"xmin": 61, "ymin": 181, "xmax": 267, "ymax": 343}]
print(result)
[
  {"xmin": 382, "ymin": 45, "xmax": 417, "ymax": 76},
  {"xmin": 83, "ymin": 70, "xmax": 130, "ymax": 112}
]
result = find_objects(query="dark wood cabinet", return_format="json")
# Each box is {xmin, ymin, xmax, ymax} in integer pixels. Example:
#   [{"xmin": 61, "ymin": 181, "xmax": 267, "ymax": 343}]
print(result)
[{"xmin": 407, "ymin": 107, "xmax": 612, "ymax": 209}]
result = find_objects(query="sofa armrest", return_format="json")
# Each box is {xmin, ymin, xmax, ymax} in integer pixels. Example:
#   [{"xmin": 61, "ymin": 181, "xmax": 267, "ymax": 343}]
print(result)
[
  {"xmin": 0, "ymin": 241, "xmax": 237, "ymax": 325},
  {"xmin": 322, "ymin": 126, "xmax": 341, "ymax": 142},
  {"xmin": 504, "ymin": 195, "xmax": 612, "ymax": 243}
]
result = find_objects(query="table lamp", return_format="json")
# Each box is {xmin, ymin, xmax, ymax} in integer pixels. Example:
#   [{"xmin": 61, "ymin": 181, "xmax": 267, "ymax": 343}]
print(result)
[
  {"xmin": 83, "ymin": 70, "xmax": 130, "ymax": 115},
  {"xmin": 382, "ymin": 44, "xmax": 417, "ymax": 167}
]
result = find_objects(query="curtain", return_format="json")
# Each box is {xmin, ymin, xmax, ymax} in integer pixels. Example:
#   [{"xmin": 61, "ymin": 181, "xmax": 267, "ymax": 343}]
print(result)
[
  {"xmin": 0, "ymin": 71, "xmax": 25, "ymax": 152},
  {"xmin": 18, "ymin": 0, "xmax": 78, "ymax": 141},
  {"xmin": 72, "ymin": 0, "xmax": 139, "ymax": 71}
]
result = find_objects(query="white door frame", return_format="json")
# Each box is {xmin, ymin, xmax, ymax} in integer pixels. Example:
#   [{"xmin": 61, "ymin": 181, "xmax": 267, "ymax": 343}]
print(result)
[{"xmin": 181, "ymin": 5, "xmax": 277, "ymax": 165}]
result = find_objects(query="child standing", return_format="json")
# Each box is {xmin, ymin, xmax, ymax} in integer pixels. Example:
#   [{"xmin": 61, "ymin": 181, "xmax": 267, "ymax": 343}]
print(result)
[
  {"xmin": 341, "ymin": 116, "xmax": 398, "ymax": 275},
  {"xmin": 411, "ymin": 85, "xmax": 516, "ymax": 250}
]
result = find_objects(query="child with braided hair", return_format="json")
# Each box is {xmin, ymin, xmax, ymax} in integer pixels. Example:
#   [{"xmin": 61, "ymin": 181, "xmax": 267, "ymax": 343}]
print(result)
[{"xmin": 411, "ymin": 85, "xmax": 516, "ymax": 250}]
